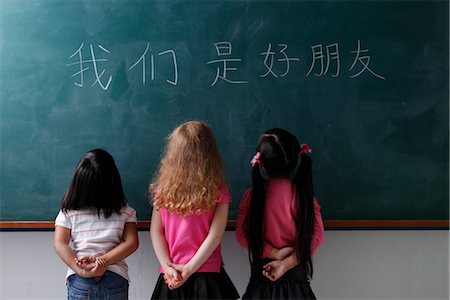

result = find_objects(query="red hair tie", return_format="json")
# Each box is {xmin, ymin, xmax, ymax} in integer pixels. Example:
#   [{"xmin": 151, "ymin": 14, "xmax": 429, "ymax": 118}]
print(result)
[
  {"xmin": 250, "ymin": 152, "xmax": 262, "ymax": 167},
  {"xmin": 300, "ymin": 143, "xmax": 312, "ymax": 155}
]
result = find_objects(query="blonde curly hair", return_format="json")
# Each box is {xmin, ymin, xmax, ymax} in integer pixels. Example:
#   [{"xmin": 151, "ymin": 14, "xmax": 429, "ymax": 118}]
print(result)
[{"xmin": 150, "ymin": 120, "xmax": 225, "ymax": 216}]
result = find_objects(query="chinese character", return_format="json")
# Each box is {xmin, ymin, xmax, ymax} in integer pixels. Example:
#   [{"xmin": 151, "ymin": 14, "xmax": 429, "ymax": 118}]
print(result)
[
  {"xmin": 129, "ymin": 42, "xmax": 153, "ymax": 84},
  {"xmin": 67, "ymin": 43, "xmax": 113, "ymax": 90},
  {"xmin": 207, "ymin": 41, "xmax": 247, "ymax": 87},
  {"xmin": 349, "ymin": 40, "xmax": 385, "ymax": 80},
  {"xmin": 129, "ymin": 42, "xmax": 178, "ymax": 86},
  {"xmin": 158, "ymin": 49, "xmax": 178, "ymax": 86},
  {"xmin": 260, "ymin": 43, "xmax": 300, "ymax": 78},
  {"xmin": 306, "ymin": 43, "xmax": 340, "ymax": 77}
]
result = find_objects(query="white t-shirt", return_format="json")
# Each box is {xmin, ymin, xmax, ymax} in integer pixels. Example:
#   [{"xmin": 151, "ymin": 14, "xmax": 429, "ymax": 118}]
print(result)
[{"xmin": 55, "ymin": 205, "xmax": 137, "ymax": 281}]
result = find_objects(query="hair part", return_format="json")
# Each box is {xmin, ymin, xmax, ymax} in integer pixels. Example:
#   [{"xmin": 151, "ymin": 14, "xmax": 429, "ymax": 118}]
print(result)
[
  {"xmin": 61, "ymin": 149, "xmax": 127, "ymax": 218},
  {"xmin": 244, "ymin": 128, "xmax": 315, "ymax": 279},
  {"xmin": 150, "ymin": 120, "xmax": 225, "ymax": 216}
]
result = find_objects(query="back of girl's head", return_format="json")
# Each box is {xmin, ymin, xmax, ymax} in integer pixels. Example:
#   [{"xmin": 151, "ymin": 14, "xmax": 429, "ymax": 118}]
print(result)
[
  {"xmin": 150, "ymin": 120, "xmax": 225, "ymax": 216},
  {"xmin": 245, "ymin": 128, "xmax": 315, "ymax": 279},
  {"xmin": 255, "ymin": 128, "xmax": 300, "ymax": 178},
  {"xmin": 61, "ymin": 149, "xmax": 126, "ymax": 218}
]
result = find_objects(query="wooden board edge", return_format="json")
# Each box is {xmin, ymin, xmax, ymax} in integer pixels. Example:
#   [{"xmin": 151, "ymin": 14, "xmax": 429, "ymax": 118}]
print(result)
[{"xmin": 1, "ymin": 220, "xmax": 448, "ymax": 230}]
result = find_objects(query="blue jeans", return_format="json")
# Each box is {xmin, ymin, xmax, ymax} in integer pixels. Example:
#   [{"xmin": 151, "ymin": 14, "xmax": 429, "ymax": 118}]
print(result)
[{"xmin": 67, "ymin": 271, "xmax": 129, "ymax": 300}]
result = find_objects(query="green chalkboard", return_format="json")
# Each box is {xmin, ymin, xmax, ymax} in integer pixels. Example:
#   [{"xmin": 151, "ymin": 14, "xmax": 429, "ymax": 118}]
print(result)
[{"xmin": 0, "ymin": 0, "xmax": 448, "ymax": 222}]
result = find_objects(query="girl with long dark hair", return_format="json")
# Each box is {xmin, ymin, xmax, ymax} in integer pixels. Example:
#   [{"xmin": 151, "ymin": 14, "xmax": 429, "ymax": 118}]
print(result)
[
  {"xmin": 54, "ymin": 149, "xmax": 139, "ymax": 300},
  {"xmin": 236, "ymin": 128, "xmax": 324, "ymax": 299}
]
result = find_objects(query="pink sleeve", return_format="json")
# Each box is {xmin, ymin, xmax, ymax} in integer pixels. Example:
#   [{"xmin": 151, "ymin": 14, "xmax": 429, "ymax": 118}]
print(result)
[
  {"xmin": 217, "ymin": 184, "xmax": 232, "ymax": 205},
  {"xmin": 262, "ymin": 242, "xmax": 273, "ymax": 258},
  {"xmin": 236, "ymin": 189, "xmax": 274, "ymax": 257},
  {"xmin": 235, "ymin": 189, "xmax": 251, "ymax": 249},
  {"xmin": 311, "ymin": 198, "xmax": 324, "ymax": 256}
]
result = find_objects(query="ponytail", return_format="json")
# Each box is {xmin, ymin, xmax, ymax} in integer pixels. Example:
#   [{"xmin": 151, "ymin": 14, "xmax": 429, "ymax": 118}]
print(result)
[
  {"xmin": 243, "ymin": 163, "xmax": 266, "ymax": 274},
  {"xmin": 292, "ymin": 152, "xmax": 315, "ymax": 279}
]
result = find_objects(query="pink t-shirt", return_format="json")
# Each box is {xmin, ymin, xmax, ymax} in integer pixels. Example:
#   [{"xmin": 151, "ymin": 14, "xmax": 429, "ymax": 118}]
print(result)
[
  {"xmin": 236, "ymin": 178, "xmax": 324, "ymax": 258},
  {"xmin": 157, "ymin": 184, "xmax": 231, "ymax": 273}
]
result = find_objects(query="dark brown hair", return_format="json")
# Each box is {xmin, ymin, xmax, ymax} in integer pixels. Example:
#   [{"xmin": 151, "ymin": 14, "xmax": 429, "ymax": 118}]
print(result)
[{"xmin": 61, "ymin": 149, "xmax": 126, "ymax": 218}]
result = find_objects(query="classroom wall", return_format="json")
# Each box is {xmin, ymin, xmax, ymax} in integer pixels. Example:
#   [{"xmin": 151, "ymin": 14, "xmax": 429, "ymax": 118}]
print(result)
[{"xmin": 0, "ymin": 230, "xmax": 448, "ymax": 300}]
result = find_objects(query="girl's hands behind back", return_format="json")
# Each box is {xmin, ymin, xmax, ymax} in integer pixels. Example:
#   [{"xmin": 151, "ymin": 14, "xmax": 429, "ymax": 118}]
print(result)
[
  {"xmin": 269, "ymin": 246, "xmax": 295, "ymax": 260},
  {"xmin": 77, "ymin": 257, "xmax": 108, "ymax": 279},
  {"xmin": 163, "ymin": 266, "xmax": 181, "ymax": 289},
  {"xmin": 165, "ymin": 262, "xmax": 192, "ymax": 289},
  {"xmin": 262, "ymin": 259, "xmax": 289, "ymax": 281},
  {"xmin": 76, "ymin": 256, "xmax": 96, "ymax": 270},
  {"xmin": 263, "ymin": 254, "xmax": 298, "ymax": 281}
]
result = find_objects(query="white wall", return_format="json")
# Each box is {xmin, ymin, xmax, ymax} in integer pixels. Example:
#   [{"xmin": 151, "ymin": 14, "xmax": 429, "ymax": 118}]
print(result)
[{"xmin": 0, "ymin": 230, "xmax": 448, "ymax": 300}]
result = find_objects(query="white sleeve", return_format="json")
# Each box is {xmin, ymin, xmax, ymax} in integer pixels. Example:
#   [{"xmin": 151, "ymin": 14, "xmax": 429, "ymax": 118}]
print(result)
[
  {"xmin": 54, "ymin": 210, "xmax": 72, "ymax": 229},
  {"xmin": 124, "ymin": 206, "xmax": 137, "ymax": 224}
]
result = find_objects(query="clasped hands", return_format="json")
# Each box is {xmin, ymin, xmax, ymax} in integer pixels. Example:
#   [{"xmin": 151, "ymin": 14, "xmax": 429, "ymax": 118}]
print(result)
[
  {"xmin": 263, "ymin": 246, "xmax": 296, "ymax": 281},
  {"xmin": 75, "ymin": 256, "xmax": 108, "ymax": 280},
  {"xmin": 163, "ymin": 262, "xmax": 192, "ymax": 290},
  {"xmin": 162, "ymin": 246, "xmax": 295, "ymax": 289}
]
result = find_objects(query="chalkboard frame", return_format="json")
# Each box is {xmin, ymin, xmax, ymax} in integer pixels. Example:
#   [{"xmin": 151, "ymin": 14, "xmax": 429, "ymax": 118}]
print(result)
[{"xmin": 1, "ymin": 0, "xmax": 448, "ymax": 226}]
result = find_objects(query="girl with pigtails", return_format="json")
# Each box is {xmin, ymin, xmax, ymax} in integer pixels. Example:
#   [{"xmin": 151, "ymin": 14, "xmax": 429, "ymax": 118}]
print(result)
[{"xmin": 236, "ymin": 128, "xmax": 324, "ymax": 300}]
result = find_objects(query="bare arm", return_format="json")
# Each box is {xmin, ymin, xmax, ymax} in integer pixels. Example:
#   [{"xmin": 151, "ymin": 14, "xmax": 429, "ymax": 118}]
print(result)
[
  {"xmin": 167, "ymin": 203, "xmax": 229, "ymax": 288},
  {"xmin": 150, "ymin": 209, "xmax": 181, "ymax": 287},
  {"xmin": 150, "ymin": 209, "xmax": 173, "ymax": 273},
  {"xmin": 183, "ymin": 203, "xmax": 228, "ymax": 273},
  {"xmin": 263, "ymin": 253, "xmax": 299, "ymax": 281},
  {"xmin": 53, "ymin": 226, "xmax": 107, "ymax": 278},
  {"xmin": 267, "ymin": 246, "xmax": 295, "ymax": 260},
  {"xmin": 98, "ymin": 222, "xmax": 139, "ymax": 265}
]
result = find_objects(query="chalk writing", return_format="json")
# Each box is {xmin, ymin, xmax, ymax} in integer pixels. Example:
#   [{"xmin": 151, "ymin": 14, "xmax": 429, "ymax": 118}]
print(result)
[
  {"xmin": 206, "ymin": 41, "xmax": 248, "ymax": 87},
  {"xmin": 260, "ymin": 43, "xmax": 300, "ymax": 78},
  {"xmin": 349, "ymin": 40, "xmax": 385, "ymax": 80},
  {"xmin": 306, "ymin": 43, "xmax": 340, "ymax": 77},
  {"xmin": 129, "ymin": 42, "xmax": 152, "ymax": 84},
  {"xmin": 67, "ymin": 39, "xmax": 386, "ymax": 90},
  {"xmin": 159, "ymin": 49, "xmax": 178, "ymax": 85},
  {"xmin": 129, "ymin": 43, "xmax": 179, "ymax": 85},
  {"xmin": 67, "ymin": 43, "xmax": 113, "ymax": 90}
]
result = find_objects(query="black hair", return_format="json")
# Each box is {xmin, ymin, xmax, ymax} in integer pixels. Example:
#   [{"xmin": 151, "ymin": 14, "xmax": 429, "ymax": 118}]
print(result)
[
  {"xmin": 243, "ymin": 128, "xmax": 315, "ymax": 279},
  {"xmin": 61, "ymin": 149, "xmax": 127, "ymax": 218}
]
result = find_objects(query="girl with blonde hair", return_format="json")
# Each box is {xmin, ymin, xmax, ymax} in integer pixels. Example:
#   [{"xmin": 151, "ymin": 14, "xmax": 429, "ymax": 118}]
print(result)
[{"xmin": 150, "ymin": 120, "xmax": 239, "ymax": 300}]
